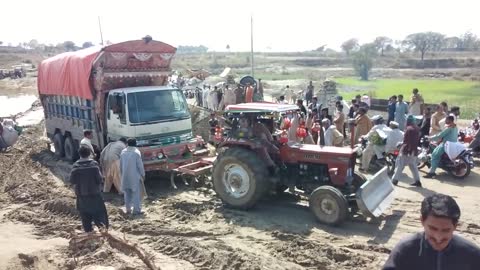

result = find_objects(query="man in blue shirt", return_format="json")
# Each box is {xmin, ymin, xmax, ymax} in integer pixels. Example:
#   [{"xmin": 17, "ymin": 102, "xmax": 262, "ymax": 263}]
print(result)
[
  {"xmin": 425, "ymin": 116, "xmax": 458, "ymax": 178},
  {"xmin": 387, "ymin": 95, "xmax": 397, "ymax": 126},
  {"xmin": 383, "ymin": 193, "xmax": 480, "ymax": 269}
]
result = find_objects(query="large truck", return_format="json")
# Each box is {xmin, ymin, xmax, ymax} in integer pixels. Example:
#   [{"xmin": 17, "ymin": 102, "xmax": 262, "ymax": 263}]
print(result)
[{"xmin": 38, "ymin": 38, "xmax": 208, "ymax": 172}]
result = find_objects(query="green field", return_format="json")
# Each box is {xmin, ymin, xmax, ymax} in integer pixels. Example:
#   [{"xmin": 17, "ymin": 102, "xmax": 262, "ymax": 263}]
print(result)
[{"xmin": 336, "ymin": 77, "xmax": 480, "ymax": 118}]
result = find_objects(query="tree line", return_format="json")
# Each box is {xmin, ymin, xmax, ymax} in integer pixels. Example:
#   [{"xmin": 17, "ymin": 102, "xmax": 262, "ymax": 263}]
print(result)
[
  {"xmin": 341, "ymin": 31, "xmax": 480, "ymax": 61},
  {"xmin": 0, "ymin": 39, "xmax": 210, "ymax": 55},
  {"xmin": 337, "ymin": 31, "xmax": 480, "ymax": 81}
]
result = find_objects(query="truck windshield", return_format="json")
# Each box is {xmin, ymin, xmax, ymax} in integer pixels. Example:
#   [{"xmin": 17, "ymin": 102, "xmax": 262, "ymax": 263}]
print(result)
[{"xmin": 127, "ymin": 90, "xmax": 190, "ymax": 124}]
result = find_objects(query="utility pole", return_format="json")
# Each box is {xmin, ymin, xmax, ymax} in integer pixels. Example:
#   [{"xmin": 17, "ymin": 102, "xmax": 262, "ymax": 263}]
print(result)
[
  {"xmin": 98, "ymin": 16, "xmax": 104, "ymax": 46},
  {"xmin": 250, "ymin": 15, "xmax": 254, "ymax": 78}
]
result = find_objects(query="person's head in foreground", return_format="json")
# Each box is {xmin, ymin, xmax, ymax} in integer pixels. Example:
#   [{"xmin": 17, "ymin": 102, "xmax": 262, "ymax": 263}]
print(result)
[
  {"xmin": 421, "ymin": 193, "xmax": 460, "ymax": 251},
  {"xmin": 78, "ymin": 145, "xmax": 91, "ymax": 159}
]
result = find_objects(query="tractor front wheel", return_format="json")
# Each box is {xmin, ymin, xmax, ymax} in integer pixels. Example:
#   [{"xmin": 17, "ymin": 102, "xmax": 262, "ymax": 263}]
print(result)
[{"xmin": 309, "ymin": 186, "xmax": 349, "ymax": 226}]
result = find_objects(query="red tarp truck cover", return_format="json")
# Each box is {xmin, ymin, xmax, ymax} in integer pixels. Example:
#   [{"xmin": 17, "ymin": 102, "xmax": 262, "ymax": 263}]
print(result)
[{"xmin": 37, "ymin": 40, "xmax": 176, "ymax": 100}]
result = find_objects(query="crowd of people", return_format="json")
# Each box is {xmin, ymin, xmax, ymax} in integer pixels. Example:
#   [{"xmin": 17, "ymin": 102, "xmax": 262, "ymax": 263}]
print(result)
[
  {"xmin": 272, "ymin": 85, "xmax": 480, "ymax": 188},
  {"xmin": 191, "ymin": 80, "xmax": 265, "ymax": 111}
]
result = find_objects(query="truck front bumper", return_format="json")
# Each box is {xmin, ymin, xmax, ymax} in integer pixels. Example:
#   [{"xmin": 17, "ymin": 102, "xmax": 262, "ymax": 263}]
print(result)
[{"xmin": 140, "ymin": 137, "xmax": 210, "ymax": 172}]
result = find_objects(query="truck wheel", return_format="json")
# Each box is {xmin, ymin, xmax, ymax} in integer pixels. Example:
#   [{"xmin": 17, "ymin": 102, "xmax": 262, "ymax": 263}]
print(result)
[
  {"xmin": 212, "ymin": 147, "xmax": 268, "ymax": 209},
  {"xmin": 53, "ymin": 133, "xmax": 65, "ymax": 158},
  {"xmin": 309, "ymin": 186, "xmax": 349, "ymax": 226},
  {"xmin": 64, "ymin": 137, "xmax": 78, "ymax": 162}
]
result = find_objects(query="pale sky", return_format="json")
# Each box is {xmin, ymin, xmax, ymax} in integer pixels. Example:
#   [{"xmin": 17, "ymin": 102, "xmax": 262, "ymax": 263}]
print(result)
[{"xmin": 1, "ymin": 0, "xmax": 478, "ymax": 52}]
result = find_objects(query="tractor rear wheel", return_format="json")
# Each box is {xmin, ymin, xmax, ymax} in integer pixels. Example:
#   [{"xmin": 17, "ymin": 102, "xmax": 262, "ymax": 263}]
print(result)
[
  {"xmin": 309, "ymin": 186, "xmax": 349, "ymax": 226},
  {"xmin": 212, "ymin": 147, "xmax": 268, "ymax": 209}
]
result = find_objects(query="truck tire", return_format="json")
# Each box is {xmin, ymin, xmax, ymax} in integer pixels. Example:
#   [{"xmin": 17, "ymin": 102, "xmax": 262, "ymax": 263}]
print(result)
[
  {"xmin": 53, "ymin": 133, "xmax": 65, "ymax": 158},
  {"xmin": 64, "ymin": 137, "xmax": 79, "ymax": 163},
  {"xmin": 212, "ymin": 147, "xmax": 268, "ymax": 209},
  {"xmin": 309, "ymin": 186, "xmax": 349, "ymax": 226}
]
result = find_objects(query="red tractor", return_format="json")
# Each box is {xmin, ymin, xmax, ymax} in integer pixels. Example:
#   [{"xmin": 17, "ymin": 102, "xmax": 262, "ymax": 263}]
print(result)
[{"xmin": 211, "ymin": 102, "xmax": 395, "ymax": 225}]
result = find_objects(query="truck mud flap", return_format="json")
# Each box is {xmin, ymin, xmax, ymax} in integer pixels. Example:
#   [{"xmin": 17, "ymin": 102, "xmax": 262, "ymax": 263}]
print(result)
[{"xmin": 356, "ymin": 167, "xmax": 395, "ymax": 218}]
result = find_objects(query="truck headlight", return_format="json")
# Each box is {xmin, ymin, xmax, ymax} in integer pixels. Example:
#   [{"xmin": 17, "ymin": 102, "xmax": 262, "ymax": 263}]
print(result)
[{"xmin": 158, "ymin": 153, "xmax": 164, "ymax": 159}]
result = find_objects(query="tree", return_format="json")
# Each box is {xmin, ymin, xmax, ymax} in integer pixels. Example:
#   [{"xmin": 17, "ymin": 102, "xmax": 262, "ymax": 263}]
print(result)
[
  {"xmin": 315, "ymin": 44, "xmax": 326, "ymax": 52},
  {"xmin": 341, "ymin": 38, "xmax": 359, "ymax": 56},
  {"xmin": 352, "ymin": 43, "xmax": 377, "ymax": 81},
  {"xmin": 404, "ymin": 32, "xmax": 444, "ymax": 61},
  {"xmin": 226, "ymin": 44, "xmax": 230, "ymax": 50},
  {"xmin": 443, "ymin": 36, "xmax": 462, "ymax": 51},
  {"xmin": 0, "ymin": 41, "xmax": 3, "ymax": 46},
  {"xmin": 28, "ymin": 39, "xmax": 39, "ymax": 49},
  {"xmin": 373, "ymin": 36, "xmax": 392, "ymax": 56},
  {"xmin": 82, "ymin": 41, "xmax": 94, "ymax": 48},
  {"xmin": 458, "ymin": 31, "xmax": 480, "ymax": 51},
  {"xmin": 63, "ymin": 41, "xmax": 76, "ymax": 51}
]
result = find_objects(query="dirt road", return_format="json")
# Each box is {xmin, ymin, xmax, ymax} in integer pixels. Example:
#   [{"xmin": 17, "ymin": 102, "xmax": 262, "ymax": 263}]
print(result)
[{"xmin": 1, "ymin": 113, "xmax": 480, "ymax": 269}]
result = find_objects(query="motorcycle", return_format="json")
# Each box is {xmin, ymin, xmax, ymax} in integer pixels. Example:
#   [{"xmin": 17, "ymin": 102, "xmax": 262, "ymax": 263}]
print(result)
[
  {"xmin": 417, "ymin": 136, "xmax": 474, "ymax": 179},
  {"xmin": 459, "ymin": 129, "xmax": 480, "ymax": 158},
  {"xmin": 356, "ymin": 137, "xmax": 398, "ymax": 176}
]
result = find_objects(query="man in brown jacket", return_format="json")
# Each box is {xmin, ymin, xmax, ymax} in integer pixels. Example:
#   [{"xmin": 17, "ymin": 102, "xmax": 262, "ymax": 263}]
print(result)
[
  {"xmin": 334, "ymin": 104, "xmax": 345, "ymax": 134},
  {"xmin": 430, "ymin": 104, "xmax": 446, "ymax": 136},
  {"xmin": 354, "ymin": 108, "xmax": 373, "ymax": 143}
]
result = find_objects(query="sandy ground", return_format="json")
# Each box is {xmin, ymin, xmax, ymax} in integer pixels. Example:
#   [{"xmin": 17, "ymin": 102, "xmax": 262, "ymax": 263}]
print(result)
[
  {"xmin": 0, "ymin": 104, "xmax": 479, "ymax": 270},
  {"xmin": 1, "ymin": 76, "xmax": 479, "ymax": 269}
]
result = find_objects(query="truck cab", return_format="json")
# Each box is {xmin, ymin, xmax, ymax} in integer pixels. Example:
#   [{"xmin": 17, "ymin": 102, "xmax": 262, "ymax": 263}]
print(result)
[
  {"xmin": 105, "ymin": 86, "xmax": 207, "ymax": 171},
  {"xmin": 106, "ymin": 86, "xmax": 192, "ymax": 144}
]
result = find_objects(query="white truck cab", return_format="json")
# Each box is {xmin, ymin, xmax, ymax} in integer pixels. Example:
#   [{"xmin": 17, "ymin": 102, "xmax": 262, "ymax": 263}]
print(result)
[{"xmin": 106, "ymin": 86, "xmax": 192, "ymax": 146}]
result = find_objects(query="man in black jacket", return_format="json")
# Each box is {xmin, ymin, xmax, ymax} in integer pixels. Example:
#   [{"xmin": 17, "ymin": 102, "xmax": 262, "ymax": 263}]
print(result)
[
  {"xmin": 69, "ymin": 145, "xmax": 109, "ymax": 232},
  {"xmin": 383, "ymin": 193, "xmax": 480, "ymax": 269}
]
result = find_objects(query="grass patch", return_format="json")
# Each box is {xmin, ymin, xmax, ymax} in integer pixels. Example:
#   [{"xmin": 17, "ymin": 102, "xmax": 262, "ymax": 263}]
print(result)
[{"xmin": 337, "ymin": 77, "xmax": 480, "ymax": 118}]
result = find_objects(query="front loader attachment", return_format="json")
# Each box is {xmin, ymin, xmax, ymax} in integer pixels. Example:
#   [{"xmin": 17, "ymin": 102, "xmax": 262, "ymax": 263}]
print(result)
[{"xmin": 355, "ymin": 167, "xmax": 395, "ymax": 218}]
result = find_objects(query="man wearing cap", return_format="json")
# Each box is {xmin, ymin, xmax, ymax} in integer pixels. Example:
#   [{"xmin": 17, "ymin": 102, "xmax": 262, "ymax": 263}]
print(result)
[
  {"xmin": 392, "ymin": 116, "xmax": 421, "ymax": 186},
  {"xmin": 425, "ymin": 115, "xmax": 458, "ymax": 178}
]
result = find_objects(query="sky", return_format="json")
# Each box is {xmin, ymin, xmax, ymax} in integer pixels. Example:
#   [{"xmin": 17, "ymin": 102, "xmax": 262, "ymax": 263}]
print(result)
[{"xmin": 1, "ymin": 0, "xmax": 478, "ymax": 52}]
